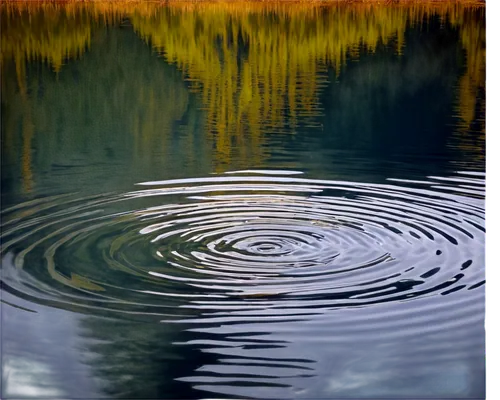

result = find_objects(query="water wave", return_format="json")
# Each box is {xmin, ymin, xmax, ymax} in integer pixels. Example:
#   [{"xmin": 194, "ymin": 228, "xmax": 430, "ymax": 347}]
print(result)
[{"xmin": 0, "ymin": 170, "xmax": 485, "ymax": 320}]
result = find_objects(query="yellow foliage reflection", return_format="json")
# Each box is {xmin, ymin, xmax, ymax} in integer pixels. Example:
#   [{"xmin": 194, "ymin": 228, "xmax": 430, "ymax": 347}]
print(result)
[
  {"xmin": 0, "ymin": 3, "xmax": 93, "ymax": 73},
  {"xmin": 131, "ymin": 3, "xmax": 411, "ymax": 168},
  {"xmin": 1, "ymin": 1, "xmax": 486, "ymax": 180}
]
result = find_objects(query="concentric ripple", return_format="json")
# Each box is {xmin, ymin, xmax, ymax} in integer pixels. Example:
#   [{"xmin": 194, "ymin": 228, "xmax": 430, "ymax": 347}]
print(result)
[{"xmin": 0, "ymin": 170, "xmax": 485, "ymax": 319}]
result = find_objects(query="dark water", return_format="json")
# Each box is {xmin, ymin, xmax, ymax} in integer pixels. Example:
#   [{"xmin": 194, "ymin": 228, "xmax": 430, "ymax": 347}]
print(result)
[{"xmin": 0, "ymin": 2, "xmax": 486, "ymax": 399}]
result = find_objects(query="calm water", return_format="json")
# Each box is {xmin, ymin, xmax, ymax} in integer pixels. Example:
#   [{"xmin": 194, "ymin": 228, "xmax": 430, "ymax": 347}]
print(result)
[{"xmin": 0, "ymin": 2, "xmax": 486, "ymax": 399}]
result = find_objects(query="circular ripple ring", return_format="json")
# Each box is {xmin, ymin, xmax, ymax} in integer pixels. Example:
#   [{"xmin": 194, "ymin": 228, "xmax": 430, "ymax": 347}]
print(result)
[{"xmin": 0, "ymin": 170, "xmax": 485, "ymax": 319}]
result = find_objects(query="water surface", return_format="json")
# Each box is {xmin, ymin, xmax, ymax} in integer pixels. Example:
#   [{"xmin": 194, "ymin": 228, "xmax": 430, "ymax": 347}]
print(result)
[{"xmin": 0, "ymin": 2, "xmax": 486, "ymax": 399}]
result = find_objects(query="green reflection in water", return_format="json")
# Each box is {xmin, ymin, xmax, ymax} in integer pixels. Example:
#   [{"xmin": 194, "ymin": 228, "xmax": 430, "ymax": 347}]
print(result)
[
  {"xmin": 1, "ymin": 1, "xmax": 485, "ymax": 197},
  {"xmin": 0, "ymin": 3, "xmax": 486, "ymax": 400}
]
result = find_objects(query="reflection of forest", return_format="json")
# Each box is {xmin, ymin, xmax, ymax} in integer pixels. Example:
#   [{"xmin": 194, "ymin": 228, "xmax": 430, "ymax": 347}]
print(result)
[
  {"xmin": 129, "ymin": 2, "xmax": 485, "ymax": 168},
  {"xmin": 131, "ymin": 4, "xmax": 407, "ymax": 168},
  {"xmin": 1, "ymin": 15, "xmax": 210, "ymax": 195},
  {"xmin": 77, "ymin": 316, "xmax": 212, "ymax": 398},
  {"xmin": 0, "ymin": 4, "xmax": 486, "ymax": 398},
  {"xmin": 0, "ymin": 1, "xmax": 485, "ymax": 191}
]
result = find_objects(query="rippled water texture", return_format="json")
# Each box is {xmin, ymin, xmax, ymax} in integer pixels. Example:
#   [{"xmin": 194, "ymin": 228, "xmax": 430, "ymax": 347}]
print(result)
[
  {"xmin": 1, "ymin": 172, "xmax": 486, "ymax": 314},
  {"xmin": 1, "ymin": 2, "xmax": 485, "ymax": 399}
]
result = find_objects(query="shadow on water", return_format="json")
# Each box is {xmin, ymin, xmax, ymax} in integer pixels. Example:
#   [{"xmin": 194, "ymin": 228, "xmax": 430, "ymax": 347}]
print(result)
[
  {"xmin": 0, "ymin": 2, "xmax": 485, "ymax": 399},
  {"xmin": 77, "ymin": 317, "xmax": 222, "ymax": 399}
]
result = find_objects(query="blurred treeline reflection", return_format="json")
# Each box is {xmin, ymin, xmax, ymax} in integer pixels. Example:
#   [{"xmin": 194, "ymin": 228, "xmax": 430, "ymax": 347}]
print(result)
[{"xmin": 0, "ymin": 1, "xmax": 485, "ymax": 192}]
